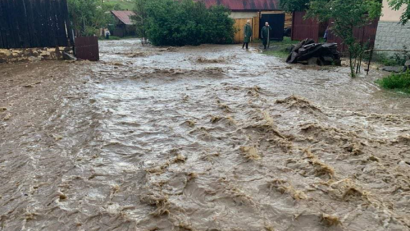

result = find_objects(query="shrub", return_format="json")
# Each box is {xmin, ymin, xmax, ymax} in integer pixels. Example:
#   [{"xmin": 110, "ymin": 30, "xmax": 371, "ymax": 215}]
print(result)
[
  {"xmin": 143, "ymin": 0, "xmax": 235, "ymax": 46},
  {"xmin": 376, "ymin": 71, "xmax": 410, "ymax": 94}
]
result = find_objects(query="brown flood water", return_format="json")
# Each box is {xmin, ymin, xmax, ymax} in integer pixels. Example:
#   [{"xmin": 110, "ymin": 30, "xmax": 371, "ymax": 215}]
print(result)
[{"xmin": 1, "ymin": 39, "xmax": 410, "ymax": 231}]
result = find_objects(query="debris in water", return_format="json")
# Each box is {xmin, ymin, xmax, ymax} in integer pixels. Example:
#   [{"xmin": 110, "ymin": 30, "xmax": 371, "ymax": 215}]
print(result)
[
  {"xmin": 196, "ymin": 56, "xmax": 225, "ymax": 63},
  {"xmin": 59, "ymin": 193, "xmax": 67, "ymax": 200},
  {"xmin": 216, "ymin": 100, "xmax": 232, "ymax": 113},
  {"xmin": 310, "ymin": 159, "xmax": 335, "ymax": 178},
  {"xmin": 52, "ymin": 134, "xmax": 63, "ymax": 141},
  {"xmin": 321, "ymin": 213, "xmax": 341, "ymax": 226},
  {"xmin": 344, "ymin": 143, "xmax": 363, "ymax": 155},
  {"xmin": 210, "ymin": 116, "xmax": 222, "ymax": 123},
  {"xmin": 276, "ymin": 95, "xmax": 322, "ymax": 112},
  {"xmin": 240, "ymin": 146, "xmax": 261, "ymax": 160},
  {"xmin": 395, "ymin": 135, "xmax": 410, "ymax": 144},
  {"xmin": 3, "ymin": 113, "xmax": 11, "ymax": 121},
  {"xmin": 0, "ymin": 107, "xmax": 7, "ymax": 112},
  {"xmin": 174, "ymin": 154, "xmax": 187, "ymax": 163},
  {"xmin": 184, "ymin": 120, "xmax": 196, "ymax": 127},
  {"xmin": 268, "ymin": 179, "xmax": 307, "ymax": 200}
]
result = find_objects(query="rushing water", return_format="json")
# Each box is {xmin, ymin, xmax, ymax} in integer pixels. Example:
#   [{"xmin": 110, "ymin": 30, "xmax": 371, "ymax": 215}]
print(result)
[{"xmin": 1, "ymin": 39, "xmax": 410, "ymax": 231}]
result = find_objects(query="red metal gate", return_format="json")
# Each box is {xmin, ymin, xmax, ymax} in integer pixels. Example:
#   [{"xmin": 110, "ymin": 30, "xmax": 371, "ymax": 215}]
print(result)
[
  {"xmin": 291, "ymin": 11, "xmax": 319, "ymax": 42},
  {"xmin": 75, "ymin": 36, "xmax": 99, "ymax": 61},
  {"xmin": 327, "ymin": 18, "xmax": 379, "ymax": 53}
]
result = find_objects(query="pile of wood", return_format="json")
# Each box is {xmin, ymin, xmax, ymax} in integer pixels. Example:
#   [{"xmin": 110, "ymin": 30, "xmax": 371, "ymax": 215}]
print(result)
[{"xmin": 286, "ymin": 39, "xmax": 341, "ymax": 66}]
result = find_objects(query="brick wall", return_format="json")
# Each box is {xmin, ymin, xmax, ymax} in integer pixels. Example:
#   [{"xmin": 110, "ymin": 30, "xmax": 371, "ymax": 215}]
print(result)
[{"xmin": 375, "ymin": 21, "xmax": 410, "ymax": 56}]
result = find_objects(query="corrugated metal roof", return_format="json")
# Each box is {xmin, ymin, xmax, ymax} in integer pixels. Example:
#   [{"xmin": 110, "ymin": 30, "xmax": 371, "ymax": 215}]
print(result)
[
  {"xmin": 111, "ymin": 11, "xmax": 136, "ymax": 25},
  {"xmin": 201, "ymin": 0, "xmax": 280, "ymax": 11}
]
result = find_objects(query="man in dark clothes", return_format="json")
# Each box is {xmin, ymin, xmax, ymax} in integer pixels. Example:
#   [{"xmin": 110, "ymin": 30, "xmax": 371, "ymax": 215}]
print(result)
[
  {"xmin": 261, "ymin": 22, "xmax": 272, "ymax": 49},
  {"xmin": 242, "ymin": 20, "xmax": 252, "ymax": 50}
]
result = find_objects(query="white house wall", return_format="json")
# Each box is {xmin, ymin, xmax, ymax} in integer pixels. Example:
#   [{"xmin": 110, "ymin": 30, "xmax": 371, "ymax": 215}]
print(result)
[{"xmin": 229, "ymin": 12, "xmax": 258, "ymax": 19}]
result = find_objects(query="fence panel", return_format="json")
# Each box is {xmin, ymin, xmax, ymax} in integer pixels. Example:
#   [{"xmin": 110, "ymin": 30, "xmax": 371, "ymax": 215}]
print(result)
[
  {"xmin": 327, "ymin": 18, "xmax": 379, "ymax": 53},
  {"xmin": 75, "ymin": 37, "xmax": 99, "ymax": 61},
  {"xmin": 291, "ymin": 11, "xmax": 319, "ymax": 42},
  {"xmin": 0, "ymin": 0, "xmax": 72, "ymax": 49}
]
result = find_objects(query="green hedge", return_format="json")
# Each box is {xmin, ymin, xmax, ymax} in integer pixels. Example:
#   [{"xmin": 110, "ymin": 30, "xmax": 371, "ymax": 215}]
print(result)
[{"xmin": 144, "ymin": 0, "xmax": 235, "ymax": 46}]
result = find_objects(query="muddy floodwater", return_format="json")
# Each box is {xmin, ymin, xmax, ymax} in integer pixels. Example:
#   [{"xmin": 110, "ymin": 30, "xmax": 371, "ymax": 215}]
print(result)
[{"xmin": 1, "ymin": 39, "xmax": 410, "ymax": 231}]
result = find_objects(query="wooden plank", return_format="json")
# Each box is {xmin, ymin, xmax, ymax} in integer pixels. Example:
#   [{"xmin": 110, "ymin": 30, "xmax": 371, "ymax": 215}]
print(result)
[{"xmin": 253, "ymin": 16, "xmax": 259, "ymax": 40}]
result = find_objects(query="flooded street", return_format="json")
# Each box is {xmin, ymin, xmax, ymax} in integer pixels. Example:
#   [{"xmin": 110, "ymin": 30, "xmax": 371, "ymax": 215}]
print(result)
[{"xmin": 1, "ymin": 39, "xmax": 410, "ymax": 231}]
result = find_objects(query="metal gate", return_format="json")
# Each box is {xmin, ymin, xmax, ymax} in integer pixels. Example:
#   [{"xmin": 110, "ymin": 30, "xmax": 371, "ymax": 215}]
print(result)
[
  {"xmin": 327, "ymin": 18, "xmax": 379, "ymax": 53},
  {"xmin": 260, "ymin": 13, "xmax": 285, "ymax": 41},
  {"xmin": 291, "ymin": 11, "xmax": 319, "ymax": 42},
  {"xmin": 75, "ymin": 37, "xmax": 99, "ymax": 61}
]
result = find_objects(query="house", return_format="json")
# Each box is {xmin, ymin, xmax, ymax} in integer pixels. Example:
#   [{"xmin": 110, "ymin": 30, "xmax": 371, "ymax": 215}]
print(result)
[
  {"xmin": 374, "ymin": 0, "xmax": 410, "ymax": 55},
  {"xmin": 200, "ymin": 0, "xmax": 290, "ymax": 43},
  {"xmin": 111, "ymin": 10, "xmax": 136, "ymax": 37}
]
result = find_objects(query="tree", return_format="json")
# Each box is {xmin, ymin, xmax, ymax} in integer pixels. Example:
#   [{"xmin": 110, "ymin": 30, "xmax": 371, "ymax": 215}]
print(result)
[
  {"xmin": 280, "ymin": 0, "xmax": 310, "ymax": 12},
  {"xmin": 137, "ymin": 0, "xmax": 235, "ymax": 46},
  {"xmin": 306, "ymin": 0, "xmax": 382, "ymax": 77},
  {"xmin": 387, "ymin": 0, "xmax": 410, "ymax": 25},
  {"xmin": 68, "ymin": 0, "xmax": 114, "ymax": 36},
  {"xmin": 132, "ymin": 0, "xmax": 149, "ymax": 43}
]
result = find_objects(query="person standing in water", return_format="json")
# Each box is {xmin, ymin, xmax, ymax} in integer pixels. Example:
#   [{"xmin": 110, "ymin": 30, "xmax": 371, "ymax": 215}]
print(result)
[
  {"xmin": 261, "ymin": 22, "xmax": 272, "ymax": 49},
  {"xmin": 242, "ymin": 20, "xmax": 252, "ymax": 50}
]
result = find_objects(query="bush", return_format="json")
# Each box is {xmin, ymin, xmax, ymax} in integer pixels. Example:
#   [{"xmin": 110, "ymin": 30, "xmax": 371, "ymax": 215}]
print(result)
[
  {"xmin": 376, "ymin": 71, "xmax": 410, "ymax": 94},
  {"xmin": 143, "ymin": 0, "xmax": 235, "ymax": 46}
]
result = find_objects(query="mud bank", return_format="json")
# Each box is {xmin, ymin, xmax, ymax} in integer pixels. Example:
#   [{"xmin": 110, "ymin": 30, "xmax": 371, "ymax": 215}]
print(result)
[{"xmin": 1, "ymin": 39, "xmax": 409, "ymax": 231}]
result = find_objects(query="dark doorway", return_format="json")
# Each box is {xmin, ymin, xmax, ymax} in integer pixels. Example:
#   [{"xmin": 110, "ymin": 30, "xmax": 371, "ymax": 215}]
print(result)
[{"xmin": 260, "ymin": 13, "xmax": 285, "ymax": 41}]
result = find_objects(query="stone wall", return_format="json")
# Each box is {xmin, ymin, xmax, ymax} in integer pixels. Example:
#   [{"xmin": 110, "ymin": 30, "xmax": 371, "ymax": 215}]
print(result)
[
  {"xmin": 375, "ymin": 21, "xmax": 410, "ymax": 56},
  {"xmin": 0, "ymin": 47, "xmax": 71, "ymax": 63}
]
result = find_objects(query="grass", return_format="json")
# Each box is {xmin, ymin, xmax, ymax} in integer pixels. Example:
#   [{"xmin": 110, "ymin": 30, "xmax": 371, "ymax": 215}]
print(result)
[
  {"xmin": 263, "ymin": 49, "xmax": 289, "ymax": 58},
  {"xmin": 259, "ymin": 37, "xmax": 299, "ymax": 58},
  {"xmin": 104, "ymin": 0, "xmax": 134, "ymax": 10},
  {"xmin": 376, "ymin": 71, "xmax": 410, "ymax": 94}
]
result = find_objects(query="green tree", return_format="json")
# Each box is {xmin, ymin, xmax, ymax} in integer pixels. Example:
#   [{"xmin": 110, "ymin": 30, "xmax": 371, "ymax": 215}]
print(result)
[
  {"xmin": 280, "ymin": 0, "xmax": 310, "ymax": 12},
  {"xmin": 140, "ymin": 0, "xmax": 235, "ymax": 46},
  {"xmin": 307, "ymin": 0, "xmax": 382, "ymax": 77},
  {"xmin": 387, "ymin": 0, "xmax": 410, "ymax": 25},
  {"xmin": 68, "ymin": 0, "xmax": 113, "ymax": 36},
  {"xmin": 132, "ymin": 0, "xmax": 149, "ymax": 43}
]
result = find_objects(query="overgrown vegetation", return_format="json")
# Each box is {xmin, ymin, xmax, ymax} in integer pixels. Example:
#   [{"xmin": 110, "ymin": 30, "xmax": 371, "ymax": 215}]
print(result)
[
  {"xmin": 376, "ymin": 71, "xmax": 410, "ymax": 94},
  {"xmin": 68, "ymin": 0, "xmax": 115, "ymax": 36},
  {"xmin": 133, "ymin": 0, "xmax": 235, "ymax": 46}
]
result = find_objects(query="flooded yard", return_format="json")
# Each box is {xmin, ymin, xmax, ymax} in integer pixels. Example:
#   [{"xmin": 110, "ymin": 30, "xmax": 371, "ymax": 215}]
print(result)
[{"xmin": 1, "ymin": 39, "xmax": 410, "ymax": 231}]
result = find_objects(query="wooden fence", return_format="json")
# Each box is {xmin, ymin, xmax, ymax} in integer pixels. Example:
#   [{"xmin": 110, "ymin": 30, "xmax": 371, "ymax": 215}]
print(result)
[
  {"xmin": 233, "ymin": 16, "xmax": 260, "ymax": 44},
  {"xmin": 0, "ymin": 0, "xmax": 73, "ymax": 49}
]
